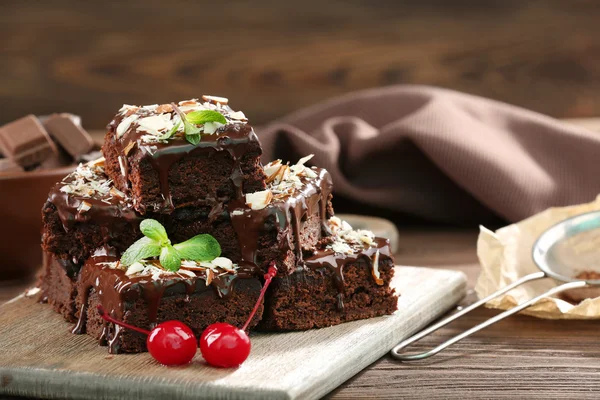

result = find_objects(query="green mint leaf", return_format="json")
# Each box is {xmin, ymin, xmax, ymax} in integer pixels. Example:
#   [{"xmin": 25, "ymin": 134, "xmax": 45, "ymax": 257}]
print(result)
[
  {"xmin": 186, "ymin": 110, "xmax": 227, "ymax": 125},
  {"xmin": 160, "ymin": 244, "xmax": 181, "ymax": 271},
  {"xmin": 173, "ymin": 234, "xmax": 221, "ymax": 261},
  {"xmin": 159, "ymin": 120, "xmax": 181, "ymax": 141},
  {"xmin": 139, "ymin": 219, "xmax": 169, "ymax": 245},
  {"xmin": 121, "ymin": 237, "xmax": 162, "ymax": 266},
  {"xmin": 184, "ymin": 119, "xmax": 202, "ymax": 145},
  {"xmin": 186, "ymin": 132, "xmax": 201, "ymax": 145}
]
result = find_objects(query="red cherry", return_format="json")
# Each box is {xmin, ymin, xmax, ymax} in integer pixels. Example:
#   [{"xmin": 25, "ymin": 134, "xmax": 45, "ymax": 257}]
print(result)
[
  {"xmin": 97, "ymin": 306, "xmax": 196, "ymax": 366},
  {"xmin": 200, "ymin": 322, "xmax": 251, "ymax": 368},
  {"xmin": 199, "ymin": 263, "xmax": 278, "ymax": 368},
  {"xmin": 147, "ymin": 321, "xmax": 197, "ymax": 366}
]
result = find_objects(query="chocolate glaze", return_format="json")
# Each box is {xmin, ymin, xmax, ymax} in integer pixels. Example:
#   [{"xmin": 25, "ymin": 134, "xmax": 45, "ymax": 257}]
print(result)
[
  {"xmin": 303, "ymin": 237, "xmax": 393, "ymax": 310},
  {"xmin": 108, "ymin": 108, "xmax": 261, "ymax": 213},
  {"xmin": 73, "ymin": 249, "xmax": 256, "ymax": 354},
  {"xmin": 48, "ymin": 172, "xmax": 139, "ymax": 235},
  {"xmin": 49, "ymin": 163, "xmax": 333, "ymax": 278},
  {"xmin": 228, "ymin": 167, "xmax": 333, "ymax": 272}
]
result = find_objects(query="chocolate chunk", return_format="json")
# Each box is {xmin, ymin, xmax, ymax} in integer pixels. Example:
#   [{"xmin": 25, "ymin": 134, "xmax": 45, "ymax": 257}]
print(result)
[
  {"xmin": 0, "ymin": 115, "xmax": 57, "ymax": 167},
  {"xmin": 0, "ymin": 157, "xmax": 23, "ymax": 173},
  {"xmin": 43, "ymin": 113, "xmax": 94, "ymax": 158}
]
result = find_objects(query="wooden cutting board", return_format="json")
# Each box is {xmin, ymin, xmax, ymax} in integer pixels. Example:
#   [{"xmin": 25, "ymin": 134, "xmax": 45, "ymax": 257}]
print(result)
[{"xmin": 0, "ymin": 266, "xmax": 466, "ymax": 400}]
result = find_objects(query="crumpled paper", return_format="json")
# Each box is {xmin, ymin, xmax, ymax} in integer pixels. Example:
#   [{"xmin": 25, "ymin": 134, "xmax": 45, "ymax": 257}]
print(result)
[{"xmin": 476, "ymin": 196, "xmax": 600, "ymax": 319}]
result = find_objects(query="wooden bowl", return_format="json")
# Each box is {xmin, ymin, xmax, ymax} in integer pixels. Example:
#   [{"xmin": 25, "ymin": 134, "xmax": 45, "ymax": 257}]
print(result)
[{"xmin": 0, "ymin": 167, "xmax": 75, "ymax": 280}]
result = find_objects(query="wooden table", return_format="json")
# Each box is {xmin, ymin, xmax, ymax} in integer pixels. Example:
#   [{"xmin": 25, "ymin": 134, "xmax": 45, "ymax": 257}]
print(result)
[{"xmin": 3, "ymin": 228, "xmax": 600, "ymax": 399}]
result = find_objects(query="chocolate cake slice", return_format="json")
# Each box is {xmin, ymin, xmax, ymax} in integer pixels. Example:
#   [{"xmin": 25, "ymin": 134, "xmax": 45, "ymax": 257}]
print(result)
[
  {"xmin": 228, "ymin": 156, "xmax": 334, "ymax": 275},
  {"xmin": 42, "ymin": 156, "xmax": 334, "ymax": 275},
  {"xmin": 72, "ymin": 251, "xmax": 262, "ymax": 354},
  {"xmin": 260, "ymin": 217, "xmax": 398, "ymax": 330},
  {"xmin": 42, "ymin": 160, "xmax": 240, "ymax": 267},
  {"xmin": 102, "ymin": 97, "xmax": 266, "ymax": 215}
]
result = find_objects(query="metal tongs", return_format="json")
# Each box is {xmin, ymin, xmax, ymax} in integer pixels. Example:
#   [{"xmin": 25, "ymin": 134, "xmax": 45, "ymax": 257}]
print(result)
[{"xmin": 391, "ymin": 210, "xmax": 600, "ymax": 361}]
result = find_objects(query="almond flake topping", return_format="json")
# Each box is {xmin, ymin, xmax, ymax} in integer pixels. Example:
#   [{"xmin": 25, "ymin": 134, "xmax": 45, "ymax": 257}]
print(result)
[
  {"xmin": 77, "ymin": 201, "xmax": 92, "ymax": 213},
  {"xmin": 245, "ymin": 189, "xmax": 273, "ymax": 210},
  {"xmin": 112, "ymin": 96, "xmax": 249, "ymax": 144},
  {"xmin": 202, "ymin": 95, "xmax": 229, "ymax": 105},
  {"xmin": 59, "ymin": 164, "xmax": 113, "ymax": 199},
  {"xmin": 101, "ymin": 257, "xmax": 238, "ymax": 281},
  {"xmin": 262, "ymin": 155, "xmax": 316, "ymax": 198},
  {"xmin": 326, "ymin": 217, "xmax": 376, "ymax": 255},
  {"xmin": 116, "ymin": 114, "xmax": 138, "ymax": 138}
]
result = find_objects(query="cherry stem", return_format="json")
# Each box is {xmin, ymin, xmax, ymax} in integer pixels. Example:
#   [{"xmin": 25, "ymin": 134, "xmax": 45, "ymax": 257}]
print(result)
[
  {"xmin": 96, "ymin": 305, "xmax": 151, "ymax": 336},
  {"xmin": 241, "ymin": 262, "xmax": 278, "ymax": 331}
]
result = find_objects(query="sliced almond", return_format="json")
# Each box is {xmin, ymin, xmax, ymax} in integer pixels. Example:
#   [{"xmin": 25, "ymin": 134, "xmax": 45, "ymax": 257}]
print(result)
[
  {"xmin": 245, "ymin": 189, "xmax": 273, "ymax": 210},
  {"xmin": 118, "ymin": 156, "xmax": 127, "ymax": 177},
  {"xmin": 229, "ymin": 111, "xmax": 248, "ymax": 121},
  {"xmin": 180, "ymin": 263, "xmax": 205, "ymax": 271},
  {"xmin": 177, "ymin": 269, "xmax": 197, "ymax": 278},
  {"xmin": 264, "ymin": 160, "xmax": 282, "ymax": 179},
  {"xmin": 276, "ymin": 165, "xmax": 290, "ymax": 184},
  {"xmin": 211, "ymin": 257, "xmax": 234, "ymax": 271},
  {"xmin": 155, "ymin": 104, "xmax": 174, "ymax": 114},
  {"xmin": 137, "ymin": 114, "xmax": 171, "ymax": 135},
  {"xmin": 126, "ymin": 262, "xmax": 145, "ymax": 276},
  {"xmin": 110, "ymin": 187, "xmax": 126, "ymax": 199},
  {"xmin": 116, "ymin": 114, "xmax": 138, "ymax": 138},
  {"xmin": 202, "ymin": 95, "xmax": 229, "ymax": 105},
  {"xmin": 123, "ymin": 141, "xmax": 136, "ymax": 156},
  {"xmin": 179, "ymin": 99, "xmax": 198, "ymax": 106},
  {"xmin": 371, "ymin": 250, "xmax": 384, "ymax": 285},
  {"xmin": 205, "ymin": 269, "xmax": 215, "ymax": 286},
  {"xmin": 77, "ymin": 201, "xmax": 92, "ymax": 213},
  {"xmin": 296, "ymin": 154, "xmax": 314, "ymax": 167}
]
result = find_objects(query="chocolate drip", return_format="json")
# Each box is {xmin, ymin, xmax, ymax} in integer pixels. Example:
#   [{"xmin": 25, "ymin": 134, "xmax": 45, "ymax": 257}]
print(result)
[
  {"xmin": 73, "ymin": 250, "xmax": 254, "ymax": 354},
  {"xmin": 49, "ymin": 181, "xmax": 140, "ymax": 234},
  {"xmin": 229, "ymin": 168, "xmax": 333, "ymax": 271},
  {"xmin": 304, "ymin": 237, "xmax": 392, "ymax": 310}
]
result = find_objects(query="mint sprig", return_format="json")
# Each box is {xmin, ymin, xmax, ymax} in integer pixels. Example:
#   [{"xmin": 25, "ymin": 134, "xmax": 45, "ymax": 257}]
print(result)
[
  {"xmin": 120, "ymin": 219, "xmax": 222, "ymax": 271},
  {"xmin": 171, "ymin": 103, "xmax": 226, "ymax": 145},
  {"xmin": 174, "ymin": 234, "xmax": 221, "ymax": 261}
]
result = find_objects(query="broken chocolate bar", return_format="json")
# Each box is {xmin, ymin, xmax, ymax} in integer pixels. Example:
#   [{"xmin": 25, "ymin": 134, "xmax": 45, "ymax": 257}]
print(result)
[
  {"xmin": 43, "ymin": 114, "xmax": 94, "ymax": 158},
  {"xmin": 0, "ymin": 115, "xmax": 57, "ymax": 167}
]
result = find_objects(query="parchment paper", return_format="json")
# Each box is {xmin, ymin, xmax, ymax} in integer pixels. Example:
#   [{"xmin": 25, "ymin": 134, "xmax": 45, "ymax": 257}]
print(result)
[{"xmin": 476, "ymin": 196, "xmax": 600, "ymax": 319}]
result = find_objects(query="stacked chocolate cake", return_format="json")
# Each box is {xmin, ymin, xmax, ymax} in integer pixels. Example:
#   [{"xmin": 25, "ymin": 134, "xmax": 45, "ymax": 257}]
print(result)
[{"xmin": 39, "ymin": 96, "xmax": 398, "ymax": 354}]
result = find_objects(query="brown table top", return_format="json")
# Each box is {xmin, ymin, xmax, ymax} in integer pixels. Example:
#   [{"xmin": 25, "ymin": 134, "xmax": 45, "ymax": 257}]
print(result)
[{"xmin": 2, "ymin": 228, "xmax": 600, "ymax": 399}]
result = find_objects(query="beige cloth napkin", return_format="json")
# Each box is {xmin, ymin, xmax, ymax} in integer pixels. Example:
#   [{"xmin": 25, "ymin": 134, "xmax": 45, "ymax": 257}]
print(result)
[{"xmin": 258, "ymin": 85, "xmax": 600, "ymax": 224}]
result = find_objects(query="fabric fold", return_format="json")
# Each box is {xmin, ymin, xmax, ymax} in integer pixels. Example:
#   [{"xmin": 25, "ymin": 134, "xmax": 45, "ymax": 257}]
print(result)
[{"xmin": 257, "ymin": 85, "xmax": 600, "ymax": 224}]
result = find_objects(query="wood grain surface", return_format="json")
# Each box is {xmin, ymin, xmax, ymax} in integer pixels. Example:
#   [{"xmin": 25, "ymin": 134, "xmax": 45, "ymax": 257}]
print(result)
[
  {"xmin": 0, "ymin": 267, "xmax": 466, "ymax": 400},
  {"xmin": 4, "ymin": 229, "xmax": 600, "ymax": 399},
  {"xmin": 3, "ymin": 1, "xmax": 600, "ymax": 128}
]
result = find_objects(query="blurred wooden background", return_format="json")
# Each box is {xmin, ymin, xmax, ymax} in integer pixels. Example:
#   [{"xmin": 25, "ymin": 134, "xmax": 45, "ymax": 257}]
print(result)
[{"xmin": 2, "ymin": 0, "xmax": 600, "ymax": 129}]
